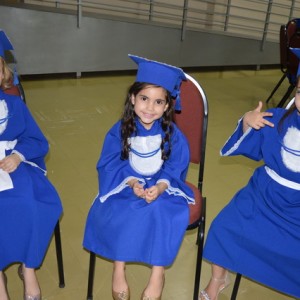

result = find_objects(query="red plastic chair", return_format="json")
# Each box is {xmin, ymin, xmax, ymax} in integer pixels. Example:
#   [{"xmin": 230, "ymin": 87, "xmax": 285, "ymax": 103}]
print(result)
[
  {"xmin": 266, "ymin": 19, "xmax": 300, "ymax": 107},
  {"xmin": 174, "ymin": 73, "xmax": 208, "ymax": 300}
]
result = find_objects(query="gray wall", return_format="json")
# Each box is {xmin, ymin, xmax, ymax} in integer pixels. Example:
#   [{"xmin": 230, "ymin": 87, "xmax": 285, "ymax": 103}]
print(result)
[{"xmin": 0, "ymin": 4, "xmax": 280, "ymax": 75}]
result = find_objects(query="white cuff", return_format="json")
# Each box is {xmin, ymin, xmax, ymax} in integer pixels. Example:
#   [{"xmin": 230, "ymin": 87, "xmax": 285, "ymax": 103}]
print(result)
[{"xmin": 11, "ymin": 150, "xmax": 25, "ymax": 161}]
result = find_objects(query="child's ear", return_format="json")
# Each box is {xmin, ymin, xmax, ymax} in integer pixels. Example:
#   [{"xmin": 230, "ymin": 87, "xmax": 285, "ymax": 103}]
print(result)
[
  {"xmin": 131, "ymin": 95, "xmax": 135, "ymax": 105},
  {"xmin": 164, "ymin": 103, "xmax": 169, "ymax": 112}
]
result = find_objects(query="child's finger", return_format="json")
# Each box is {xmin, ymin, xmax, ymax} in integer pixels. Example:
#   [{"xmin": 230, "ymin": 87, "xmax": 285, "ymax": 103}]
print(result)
[
  {"xmin": 254, "ymin": 101, "xmax": 263, "ymax": 112},
  {"xmin": 263, "ymin": 119, "xmax": 274, "ymax": 127},
  {"xmin": 262, "ymin": 112, "xmax": 273, "ymax": 117}
]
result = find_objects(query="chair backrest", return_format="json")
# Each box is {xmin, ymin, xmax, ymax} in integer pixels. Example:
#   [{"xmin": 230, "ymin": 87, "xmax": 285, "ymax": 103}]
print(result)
[
  {"xmin": 285, "ymin": 97, "xmax": 295, "ymax": 109},
  {"xmin": 3, "ymin": 79, "xmax": 26, "ymax": 103},
  {"xmin": 279, "ymin": 24, "xmax": 288, "ymax": 73},
  {"xmin": 282, "ymin": 19, "xmax": 300, "ymax": 85},
  {"xmin": 174, "ymin": 73, "xmax": 208, "ymax": 192}
]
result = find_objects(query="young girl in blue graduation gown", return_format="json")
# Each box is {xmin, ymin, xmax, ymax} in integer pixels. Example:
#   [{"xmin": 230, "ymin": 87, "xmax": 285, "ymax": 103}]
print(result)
[
  {"xmin": 0, "ymin": 56, "xmax": 63, "ymax": 300},
  {"xmin": 83, "ymin": 55, "xmax": 194, "ymax": 300},
  {"xmin": 200, "ymin": 81, "xmax": 300, "ymax": 298}
]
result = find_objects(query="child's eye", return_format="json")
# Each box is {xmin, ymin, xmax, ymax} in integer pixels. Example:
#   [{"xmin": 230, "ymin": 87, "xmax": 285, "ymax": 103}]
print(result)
[
  {"xmin": 140, "ymin": 96, "xmax": 147, "ymax": 101},
  {"xmin": 156, "ymin": 100, "xmax": 165, "ymax": 105}
]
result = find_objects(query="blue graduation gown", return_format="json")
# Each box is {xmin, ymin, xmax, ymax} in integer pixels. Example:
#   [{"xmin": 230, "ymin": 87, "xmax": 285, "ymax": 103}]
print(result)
[
  {"xmin": 0, "ymin": 90, "xmax": 63, "ymax": 269},
  {"xmin": 203, "ymin": 108, "xmax": 300, "ymax": 298},
  {"xmin": 83, "ymin": 119, "xmax": 194, "ymax": 266}
]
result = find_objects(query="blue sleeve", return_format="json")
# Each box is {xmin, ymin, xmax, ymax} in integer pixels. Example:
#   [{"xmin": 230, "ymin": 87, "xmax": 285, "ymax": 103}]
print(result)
[
  {"xmin": 13, "ymin": 99, "xmax": 49, "ymax": 168},
  {"xmin": 96, "ymin": 122, "xmax": 135, "ymax": 197},
  {"xmin": 220, "ymin": 116, "xmax": 263, "ymax": 161}
]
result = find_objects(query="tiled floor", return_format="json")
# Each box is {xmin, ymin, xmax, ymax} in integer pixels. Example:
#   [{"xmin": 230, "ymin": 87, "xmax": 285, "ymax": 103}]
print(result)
[{"xmin": 4, "ymin": 68, "xmax": 298, "ymax": 299}]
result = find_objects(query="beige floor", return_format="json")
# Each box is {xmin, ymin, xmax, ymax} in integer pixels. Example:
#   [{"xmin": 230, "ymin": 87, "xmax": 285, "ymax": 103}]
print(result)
[{"xmin": 3, "ymin": 68, "xmax": 298, "ymax": 300}]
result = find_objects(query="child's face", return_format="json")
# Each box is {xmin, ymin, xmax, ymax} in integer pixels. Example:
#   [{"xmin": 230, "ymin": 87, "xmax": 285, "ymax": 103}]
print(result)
[{"xmin": 131, "ymin": 85, "xmax": 168, "ymax": 130}]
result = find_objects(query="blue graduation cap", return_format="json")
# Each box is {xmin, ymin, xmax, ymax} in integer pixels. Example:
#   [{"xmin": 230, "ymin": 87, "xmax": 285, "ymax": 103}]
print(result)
[
  {"xmin": 0, "ymin": 30, "xmax": 14, "ymax": 58},
  {"xmin": 129, "ymin": 54, "xmax": 186, "ymax": 110},
  {"xmin": 0, "ymin": 30, "xmax": 19, "ymax": 85}
]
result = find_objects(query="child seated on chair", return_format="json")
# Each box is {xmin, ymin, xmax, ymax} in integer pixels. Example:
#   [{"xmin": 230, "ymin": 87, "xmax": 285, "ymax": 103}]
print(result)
[
  {"xmin": 199, "ymin": 48, "xmax": 300, "ymax": 300},
  {"xmin": 83, "ymin": 54, "xmax": 195, "ymax": 300},
  {"xmin": 0, "ymin": 30, "xmax": 63, "ymax": 300}
]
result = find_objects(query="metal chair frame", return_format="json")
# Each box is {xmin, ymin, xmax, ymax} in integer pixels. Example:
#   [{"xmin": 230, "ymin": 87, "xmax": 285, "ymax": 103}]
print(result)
[
  {"xmin": 54, "ymin": 221, "xmax": 65, "ymax": 288},
  {"xmin": 179, "ymin": 74, "xmax": 208, "ymax": 300}
]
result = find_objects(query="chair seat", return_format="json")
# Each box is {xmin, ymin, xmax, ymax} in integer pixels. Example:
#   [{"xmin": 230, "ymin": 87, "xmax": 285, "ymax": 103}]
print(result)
[{"xmin": 186, "ymin": 181, "xmax": 202, "ymax": 227}]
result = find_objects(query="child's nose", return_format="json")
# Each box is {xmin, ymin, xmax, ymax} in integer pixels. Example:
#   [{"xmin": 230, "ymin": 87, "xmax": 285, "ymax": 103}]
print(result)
[{"xmin": 147, "ymin": 101, "xmax": 155, "ymax": 110}]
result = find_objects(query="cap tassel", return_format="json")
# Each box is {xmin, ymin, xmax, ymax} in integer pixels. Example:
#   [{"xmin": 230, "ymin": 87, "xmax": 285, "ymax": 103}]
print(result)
[
  {"xmin": 174, "ymin": 91, "xmax": 181, "ymax": 111},
  {"xmin": 13, "ymin": 68, "xmax": 19, "ymax": 85}
]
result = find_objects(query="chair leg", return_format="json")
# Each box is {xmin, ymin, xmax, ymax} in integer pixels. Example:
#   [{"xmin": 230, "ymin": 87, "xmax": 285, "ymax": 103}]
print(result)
[
  {"xmin": 17, "ymin": 82, "xmax": 26, "ymax": 103},
  {"xmin": 193, "ymin": 226, "xmax": 204, "ymax": 300},
  {"xmin": 193, "ymin": 197, "xmax": 206, "ymax": 300},
  {"xmin": 230, "ymin": 273, "xmax": 242, "ymax": 300},
  {"xmin": 54, "ymin": 221, "xmax": 65, "ymax": 288},
  {"xmin": 87, "ymin": 252, "xmax": 96, "ymax": 300},
  {"xmin": 265, "ymin": 73, "xmax": 286, "ymax": 104},
  {"xmin": 276, "ymin": 84, "xmax": 295, "ymax": 107}
]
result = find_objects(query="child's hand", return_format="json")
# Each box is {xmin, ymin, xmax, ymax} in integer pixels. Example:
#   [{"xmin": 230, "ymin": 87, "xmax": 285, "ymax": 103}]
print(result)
[
  {"xmin": 243, "ymin": 101, "xmax": 274, "ymax": 132},
  {"xmin": 0, "ymin": 154, "xmax": 22, "ymax": 173},
  {"xmin": 128, "ymin": 179, "xmax": 145, "ymax": 198},
  {"xmin": 144, "ymin": 186, "xmax": 160, "ymax": 203},
  {"xmin": 144, "ymin": 182, "xmax": 167, "ymax": 203},
  {"xmin": 133, "ymin": 182, "xmax": 145, "ymax": 198}
]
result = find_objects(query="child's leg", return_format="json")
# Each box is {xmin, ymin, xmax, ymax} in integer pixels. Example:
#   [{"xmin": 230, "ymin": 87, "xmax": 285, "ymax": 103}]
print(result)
[
  {"xmin": 18, "ymin": 264, "xmax": 41, "ymax": 298},
  {"xmin": 112, "ymin": 261, "xmax": 129, "ymax": 293},
  {"xmin": 0, "ymin": 271, "xmax": 9, "ymax": 300},
  {"xmin": 142, "ymin": 266, "xmax": 165, "ymax": 298},
  {"xmin": 199, "ymin": 263, "xmax": 229, "ymax": 300}
]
